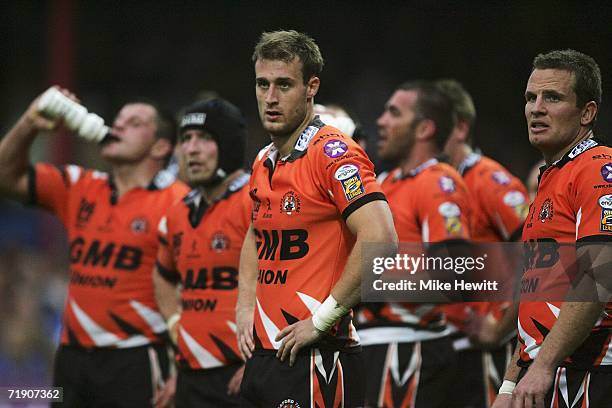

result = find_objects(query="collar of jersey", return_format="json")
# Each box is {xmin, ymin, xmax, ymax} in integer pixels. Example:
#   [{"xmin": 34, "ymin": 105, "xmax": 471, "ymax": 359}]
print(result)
[
  {"xmin": 395, "ymin": 157, "xmax": 439, "ymax": 180},
  {"xmin": 458, "ymin": 152, "xmax": 482, "ymax": 176},
  {"xmin": 543, "ymin": 133, "xmax": 602, "ymax": 174},
  {"xmin": 183, "ymin": 172, "xmax": 250, "ymax": 207},
  {"xmin": 182, "ymin": 173, "xmax": 249, "ymax": 228},
  {"xmin": 107, "ymin": 169, "xmax": 176, "ymax": 204},
  {"xmin": 265, "ymin": 116, "xmax": 325, "ymax": 165}
]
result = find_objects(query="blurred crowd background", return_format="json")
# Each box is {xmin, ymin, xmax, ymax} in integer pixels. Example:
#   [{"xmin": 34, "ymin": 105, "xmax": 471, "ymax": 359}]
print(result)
[{"xmin": 1, "ymin": 0, "xmax": 611, "ymax": 388}]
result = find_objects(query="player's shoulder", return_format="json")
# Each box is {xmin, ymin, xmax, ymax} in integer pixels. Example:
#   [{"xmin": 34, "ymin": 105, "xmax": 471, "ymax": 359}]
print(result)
[
  {"xmin": 551, "ymin": 138, "xmax": 611, "ymax": 184},
  {"xmin": 58, "ymin": 164, "xmax": 108, "ymax": 187},
  {"xmin": 427, "ymin": 161, "xmax": 464, "ymax": 182}
]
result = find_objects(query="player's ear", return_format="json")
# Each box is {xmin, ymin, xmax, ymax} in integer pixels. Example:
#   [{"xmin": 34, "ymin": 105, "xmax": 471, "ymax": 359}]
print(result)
[
  {"xmin": 580, "ymin": 101, "xmax": 598, "ymax": 127},
  {"xmin": 415, "ymin": 119, "xmax": 435, "ymax": 142},
  {"xmin": 151, "ymin": 138, "xmax": 172, "ymax": 161},
  {"xmin": 306, "ymin": 76, "xmax": 320, "ymax": 101}
]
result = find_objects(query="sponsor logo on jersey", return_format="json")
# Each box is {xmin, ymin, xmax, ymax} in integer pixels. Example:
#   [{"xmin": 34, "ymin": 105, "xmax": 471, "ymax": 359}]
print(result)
[
  {"xmin": 592, "ymin": 153, "xmax": 612, "ymax": 160},
  {"xmin": 335, "ymin": 163, "xmax": 364, "ymax": 200},
  {"xmin": 438, "ymin": 175, "xmax": 456, "ymax": 193},
  {"xmin": 600, "ymin": 194, "xmax": 612, "ymax": 232},
  {"xmin": 492, "ymin": 171, "xmax": 510, "ymax": 185},
  {"xmin": 504, "ymin": 190, "xmax": 529, "ymax": 219},
  {"xmin": 211, "ymin": 231, "xmax": 230, "ymax": 252},
  {"xmin": 76, "ymin": 198, "xmax": 96, "ymax": 228},
  {"xmin": 600, "ymin": 163, "xmax": 612, "ymax": 183},
  {"xmin": 130, "ymin": 217, "xmax": 148, "ymax": 234},
  {"xmin": 334, "ymin": 164, "xmax": 359, "ymax": 180},
  {"xmin": 323, "ymin": 139, "xmax": 348, "ymax": 158},
  {"xmin": 568, "ymin": 138, "xmax": 597, "ymax": 159},
  {"xmin": 277, "ymin": 399, "xmax": 301, "ymax": 408},
  {"xmin": 538, "ymin": 198, "xmax": 553, "ymax": 223},
  {"xmin": 250, "ymin": 188, "xmax": 261, "ymax": 221},
  {"xmin": 438, "ymin": 202, "xmax": 463, "ymax": 235},
  {"xmin": 280, "ymin": 191, "xmax": 301, "ymax": 215},
  {"xmin": 295, "ymin": 126, "xmax": 318, "ymax": 152}
]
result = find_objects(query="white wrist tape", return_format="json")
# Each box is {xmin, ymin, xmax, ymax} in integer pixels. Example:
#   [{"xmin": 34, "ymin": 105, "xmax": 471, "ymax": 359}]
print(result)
[
  {"xmin": 311, "ymin": 296, "xmax": 349, "ymax": 332},
  {"xmin": 166, "ymin": 313, "xmax": 180, "ymax": 331},
  {"xmin": 498, "ymin": 380, "xmax": 516, "ymax": 395}
]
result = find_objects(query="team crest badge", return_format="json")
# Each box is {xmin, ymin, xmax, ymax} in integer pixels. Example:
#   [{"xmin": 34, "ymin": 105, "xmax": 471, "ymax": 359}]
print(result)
[
  {"xmin": 211, "ymin": 231, "xmax": 230, "ymax": 252},
  {"xmin": 130, "ymin": 217, "xmax": 148, "ymax": 233},
  {"xmin": 280, "ymin": 191, "xmax": 301, "ymax": 215},
  {"xmin": 76, "ymin": 198, "xmax": 96, "ymax": 228},
  {"xmin": 277, "ymin": 399, "xmax": 301, "ymax": 408},
  {"xmin": 538, "ymin": 198, "xmax": 553, "ymax": 223},
  {"xmin": 323, "ymin": 139, "xmax": 348, "ymax": 158}
]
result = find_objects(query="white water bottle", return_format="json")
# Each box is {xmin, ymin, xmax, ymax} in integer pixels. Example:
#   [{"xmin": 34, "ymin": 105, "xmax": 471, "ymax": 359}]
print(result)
[{"xmin": 37, "ymin": 87, "xmax": 110, "ymax": 143}]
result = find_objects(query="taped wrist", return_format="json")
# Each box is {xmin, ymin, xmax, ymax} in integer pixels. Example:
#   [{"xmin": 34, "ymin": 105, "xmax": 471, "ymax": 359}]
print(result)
[
  {"xmin": 498, "ymin": 380, "xmax": 516, "ymax": 395},
  {"xmin": 311, "ymin": 295, "xmax": 349, "ymax": 332}
]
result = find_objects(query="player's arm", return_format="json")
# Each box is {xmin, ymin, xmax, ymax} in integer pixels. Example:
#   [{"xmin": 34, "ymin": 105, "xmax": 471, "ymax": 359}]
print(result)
[
  {"xmin": 276, "ymin": 199, "xmax": 397, "ymax": 365},
  {"xmin": 0, "ymin": 92, "xmax": 59, "ymax": 201},
  {"xmin": 491, "ymin": 345, "xmax": 521, "ymax": 408},
  {"xmin": 236, "ymin": 223, "xmax": 259, "ymax": 360}
]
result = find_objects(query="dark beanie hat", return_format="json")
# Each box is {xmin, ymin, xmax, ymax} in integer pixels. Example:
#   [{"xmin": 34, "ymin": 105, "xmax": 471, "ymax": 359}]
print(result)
[{"xmin": 179, "ymin": 98, "xmax": 247, "ymax": 176}]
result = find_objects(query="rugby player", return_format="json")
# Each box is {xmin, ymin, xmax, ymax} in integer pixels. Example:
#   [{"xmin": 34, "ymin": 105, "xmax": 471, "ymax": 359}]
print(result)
[
  {"xmin": 0, "ymin": 89, "xmax": 188, "ymax": 407},
  {"xmin": 153, "ymin": 98, "xmax": 250, "ymax": 407},
  {"xmin": 356, "ymin": 80, "xmax": 473, "ymax": 408},
  {"xmin": 493, "ymin": 49, "xmax": 612, "ymax": 408},
  {"xmin": 236, "ymin": 30, "xmax": 397, "ymax": 407}
]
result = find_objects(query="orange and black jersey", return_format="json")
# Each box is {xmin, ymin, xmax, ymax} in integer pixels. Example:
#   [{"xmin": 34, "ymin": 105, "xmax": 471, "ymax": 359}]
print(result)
[
  {"xmin": 459, "ymin": 153, "xmax": 529, "ymax": 242},
  {"xmin": 356, "ymin": 159, "xmax": 472, "ymax": 344},
  {"xmin": 29, "ymin": 163, "xmax": 188, "ymax": 348},
  {"xmin": 520, "ymin": 137, "xmax": 612, "ymax": 369},
  {"xmin": 156, "ymin": 174, "xmax": 250, "ymax": 370},
  {"xmin": 249, "ymin": 116, "xmax": 386, "ymax": 351},
  {"xmin": 444, "ymin": 153, "xmax": 529, "ymax": 329}
]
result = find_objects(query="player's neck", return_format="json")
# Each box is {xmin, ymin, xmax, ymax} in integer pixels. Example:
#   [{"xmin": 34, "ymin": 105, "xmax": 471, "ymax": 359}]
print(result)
[
  {"xmin": 111, "ymin": 159, "xmax": 163, "ymax": 197},
  {"xmin": 399, "ymin": 143, "xmax": 438, "ymax": 174},
  {"xmin": 448, "ymin": 143, "xmax": 473, "ymax": 169},
  {"xmin": 544, "ymin": 128, "xmax": 594, "ymax": 165},
  {"xmin": 272, "ymin": 110, "xmax": 314, "ymax": 158},
  {"xmin": 201, "ymin": 169, "xmax": 245, "ymax": 204}
]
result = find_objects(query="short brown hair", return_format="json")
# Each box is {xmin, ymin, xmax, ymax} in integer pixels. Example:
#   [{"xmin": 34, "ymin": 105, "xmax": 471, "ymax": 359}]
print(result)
[
  {"xmin": 533, "ymin": 49, "xmax": 602, "ymax": 108},
  {"xmin": 435, "ymin": 79, "xmax": 476, "ymax": 126},
  {"xmin": 252, "ymin": 30, "xmax": 324, "ymax": 83}
]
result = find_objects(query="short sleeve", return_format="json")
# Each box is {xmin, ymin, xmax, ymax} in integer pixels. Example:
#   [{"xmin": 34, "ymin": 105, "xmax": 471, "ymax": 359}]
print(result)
[
  {"xmin": 482, "ymin": 173, "xmax": 529, "ymax": 240},
  {"xmin": 155, "ymin": 214, "xmax": 181, "ymax": 284},
  {"xmin": 417, "ymin": 172, "xmax": 471, "ymax": 243},
  {"xmin": 31, "ymin": 163, "xmax": 82, "ymax": 223},
  {"xmin": 313, "ymin": 136, "xmax": 386, "ymax": 220},
  {"xmin": 573, "ymin": 158, "xmax": 612, "ymax": 241}
]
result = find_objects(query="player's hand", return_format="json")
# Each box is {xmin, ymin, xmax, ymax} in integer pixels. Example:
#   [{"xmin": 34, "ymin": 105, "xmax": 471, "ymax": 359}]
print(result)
[
  {"xmin": 236, "ymin": 306, "xmax": 255, "ymax": 360},
  {"xmin": 227, "ymin": 364, "xmax": 245, "ymax": 396},
  {"xmin": 275, "ymin": 317, "xmax": 325, "ymax": 367},
  {"xmin": 152, "ymin": 373, "xmax": 176, "ymax": 408},
  {"xmin": 23, "ymin": 86, "xmax": 80, "ymax": 132},
  {"xmin": 511, "ymin": 363, "xmax": 554, "ymax": 408},
  {"xmin": 490, "ymin": 393, "xmax": 512, "ymax": 408}
]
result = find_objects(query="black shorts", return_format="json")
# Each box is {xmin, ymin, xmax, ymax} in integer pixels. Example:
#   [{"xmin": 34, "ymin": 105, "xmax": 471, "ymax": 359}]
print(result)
[
  {"xmin": 175, "ymin": 363, "xmax": 242, "ymax": 408},
  {"xmin": 52, "ymin": 343, "xmax": 170, "ymax": 408},
  {"xmin": 518, "ymin": 365, "xmax": 612, "ymax": 408},
  {"xmin": 361, "ymin": 337, "xmax": 458, "ymax": 408},
  {"xmin": 240, "ymin": 348, "xmax": 364, "ymax": 408},
  {"xmin": 447, "ymin": 337, "xmax": 515, "ymax": 408}
]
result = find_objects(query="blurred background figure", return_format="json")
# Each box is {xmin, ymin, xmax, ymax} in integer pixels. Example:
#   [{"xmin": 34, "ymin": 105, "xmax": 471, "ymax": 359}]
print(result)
[{"xmin": 314, "ymin": 103, "xmax": 369, "ymax": 150}]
